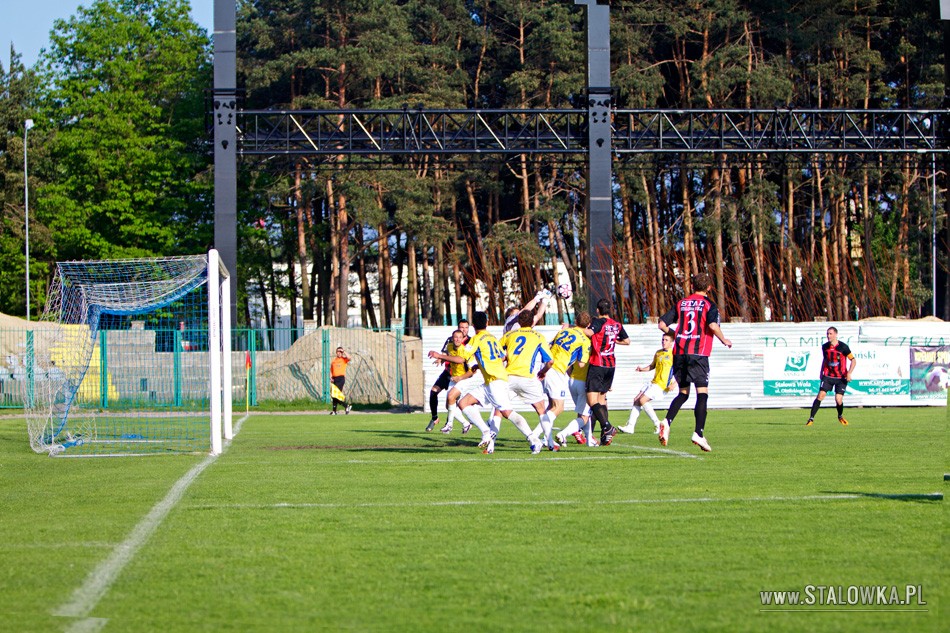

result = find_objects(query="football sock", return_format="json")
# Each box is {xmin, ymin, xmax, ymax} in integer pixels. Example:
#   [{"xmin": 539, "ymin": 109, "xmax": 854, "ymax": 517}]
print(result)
[
  {"xmin": 694, "ymin": 393, "xmax": 708, "ymax": 437},
  {"xmin": 507, "ymin": 411, "xmax": 533, "ymax": 438},
  {"xmin": 539, "ymin": 413, "xmax": 554, "ymax": 447},
  {"xmin": 625, "ymin": 406, "xmax": 641, "ymax": 432},
  {"xmin": 462, "ymin": 407, "xmax": 490, "ymax": 435},
  {"xmin": 582, "ymin": 420, "xmax": 594, "ymax": 442},
  {"xmin": 591, "ymin": 403, "xmax": 611, "ymax": 431},
  {"xmin": 809, "ymin": 398, "xmax": 821, "ymax": 419},
  {"xmin": 446, "ymin": 403, "xmax": 458, "ymax": 425},
  {"xmin": 489, "ymin": 415, "xmax": 502, "ymax": 435},
  {"xmin": 642, "ymin": 401, "xmax": 661, "ymax": 427},
  {"xmin": 429, "ymin": 391, "xmax": 439, "ymax": 419},
  {"xmin": 666, "ymin": 392, "xmax": 689, "ymax": 423},
  {"xmin": 836, "ymin": 402, "xmax": 844, "ymax": 418},
  {"xmin": 560, "ymin": 418, "xmax": 580, "ymax": 436}
]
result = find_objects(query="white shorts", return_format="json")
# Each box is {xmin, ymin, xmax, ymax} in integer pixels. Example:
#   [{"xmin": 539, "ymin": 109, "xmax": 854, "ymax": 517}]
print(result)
[
  {"xmin": 468, "ymin": 380, "xmax": 514, "ymax": 412},
  {"xmin": 451, "ymin": 372, "xmax": 484, "ymax": 395},
  {"xmin": 569, "ymin": 377, "xmax": 591, "ymax": 417},
  {"xmin": 543, "ymin": 369, "xmax": 570, "ymax": 400},
  {"xmin": 509, "ymin": 375, "xmax": 546, "ymax": 405},
  {"xmin": 636, "ymin": 382, "xmax": 666, "ymax": 402}
]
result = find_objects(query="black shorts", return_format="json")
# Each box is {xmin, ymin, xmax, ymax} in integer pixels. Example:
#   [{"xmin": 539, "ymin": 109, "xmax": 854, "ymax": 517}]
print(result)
[
  {"xmin": 671, "ymin": 354, "xmax": 710, "ymax": 388},
  {"xmin": 432, "ymin": 370, "xmax": 451, "ymax": 391},
  {"xmin": 586, "ymin": 365, "xmax": 616, "ymax": 394},
  {"xmin": 819, "ymin": 376, "xmax": 848, "ymax": 395},
  {"xmin": 332, "ymin": 376, "xmax": 345, "ymax": 390}
]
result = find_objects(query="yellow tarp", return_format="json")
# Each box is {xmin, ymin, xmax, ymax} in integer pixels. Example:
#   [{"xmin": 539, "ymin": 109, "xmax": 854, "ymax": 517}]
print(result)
[{"xmin": 50, "ymin": 324, "xmax": 119, "ymax": 403}]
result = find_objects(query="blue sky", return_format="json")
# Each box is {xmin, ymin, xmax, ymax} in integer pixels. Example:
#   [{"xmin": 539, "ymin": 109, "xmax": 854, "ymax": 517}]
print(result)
[{"xmin": 0, "ymin": 0, "xmax": 215, "ymax": 69}]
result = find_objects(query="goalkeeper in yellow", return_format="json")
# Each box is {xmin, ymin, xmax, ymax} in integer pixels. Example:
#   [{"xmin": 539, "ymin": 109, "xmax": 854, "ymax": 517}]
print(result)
[{"xmin": 619, "ymin": 331, "xmax": 675, "ymax": 434}]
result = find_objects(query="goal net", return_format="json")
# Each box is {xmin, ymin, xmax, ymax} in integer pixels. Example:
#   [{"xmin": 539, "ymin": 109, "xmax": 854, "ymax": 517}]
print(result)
[{"xmin": 25, "ymin": 250, "xmax": 233, "ymax": 456}]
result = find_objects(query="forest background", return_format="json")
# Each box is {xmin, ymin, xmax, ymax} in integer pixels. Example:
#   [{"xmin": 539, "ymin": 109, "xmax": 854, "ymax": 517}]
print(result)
[{"xmin": 0, "ymin": 0, "xmax": 946, "ymax": 335}]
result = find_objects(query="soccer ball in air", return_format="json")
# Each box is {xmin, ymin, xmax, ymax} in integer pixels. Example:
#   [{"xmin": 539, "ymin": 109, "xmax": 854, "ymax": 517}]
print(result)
[
  {"xmin": 557, "ymin": 283, "xmax": 573, "ymax": 299},
  {"xmin": 923, "ymin": 366, "xmax": 949, "ymax": 392}
]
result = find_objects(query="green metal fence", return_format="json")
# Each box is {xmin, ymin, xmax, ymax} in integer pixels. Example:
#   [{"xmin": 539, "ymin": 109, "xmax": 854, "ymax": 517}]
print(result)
[{"xmin": 0, "ymin": 326, "xmax": 418, "ymax": 410}]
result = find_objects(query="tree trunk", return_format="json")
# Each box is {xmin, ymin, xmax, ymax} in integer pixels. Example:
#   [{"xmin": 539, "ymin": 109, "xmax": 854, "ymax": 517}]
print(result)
[
  {"xmin": 710, "ymin": 158, "xmax": 726, "ymax": 309},
  {"xmin": 725, "ymin": 168, "xmax": 750, "ymax": 320},
  {"xmin": 327, "ymin": 177, "xmax": 339, "ymax": 324},
  {"xmin": 816, "ymin": 166, "xmax": 833, "ymax": 319},
  {"xmin": 433, "ymin": 241, "xmax": 445, "ymax": 326},
  {"xmin": 890, "ymin": 157, "xmax": 916, "ymax": 316},
  {"xmin": 294, "ymin": 164, "xmax": 313, "ymax": 320},
  {"xmin": 619, "ymin": 178, "xmax": 640, "ymax": 322},
  {"xmin": 335, "ymin": 191, "xmax": 349, "ymax": 327},
  {"xmin": 464, "ymin": 177, "xmax": 493, "ymax": 315},
  {"xmin": 784, "ymin": 165, "xmax": 795, "ymax": 322},
  {"xmin": 286, "ymin": 246, "xmax": 298, "ymax": 334},
  {"xmin": 640, "ymin": 171, "xmax": 661, "ymax": 317},
  {"xmin": 452, "ymin": 259, "xmax": 463, "ymax": 324},
  {"xmin": 405, "ymin": 237, "xmax": 420, "ymax": 337},
  {"xmin": 749, "ymin": 167, "xmax": 767, "ymax": 320},
  {"xmin": 355, "ymin": 225, "xmax": 378, "ymax": 329},
  {"xmin": 680, "ymin": 164, "xmax": 696, "ymax": 282}
]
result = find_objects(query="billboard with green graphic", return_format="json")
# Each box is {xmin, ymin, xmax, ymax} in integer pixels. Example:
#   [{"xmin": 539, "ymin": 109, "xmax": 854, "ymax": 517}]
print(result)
[{"xmin": 763, "ymin": 345, "xmax": 909, "ymax": 396}]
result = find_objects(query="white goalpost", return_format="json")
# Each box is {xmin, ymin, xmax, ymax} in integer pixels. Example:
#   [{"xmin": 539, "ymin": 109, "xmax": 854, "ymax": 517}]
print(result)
[{"xmin": 25, "ymin": 250, "xmax": 234, "ymax": 457}]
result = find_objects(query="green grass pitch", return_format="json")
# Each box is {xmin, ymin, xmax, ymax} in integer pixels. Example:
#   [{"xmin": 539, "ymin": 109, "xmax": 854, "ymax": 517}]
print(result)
[{"xmin": 0, "ymin": 406, "xmax": 945, "ymax": 632}]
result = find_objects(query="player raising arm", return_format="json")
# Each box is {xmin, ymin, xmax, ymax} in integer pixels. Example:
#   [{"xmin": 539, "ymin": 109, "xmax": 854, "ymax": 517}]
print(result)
[{"xmin": 428, "ymin": 311, "xmax": 542, "ymax": 455}]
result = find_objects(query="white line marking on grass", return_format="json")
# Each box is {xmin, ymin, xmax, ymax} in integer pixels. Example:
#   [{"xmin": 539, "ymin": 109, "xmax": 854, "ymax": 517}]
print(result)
[
  {"xmin": 336, "ymin": 444, "xmax": 698, "ymax": 465},
  {"xmin": 345, "ymin": 454, "xmax": 670, "ymax": 464},
  {"xmin": 64, "ymin": 617, "xmax": 108, "ymax": 633},
  {"xmin": 53, "ymin": 414, "xmax": 249, "ymax": 629},
  {"xmin": 1, "ymin": 542, "xmax": 115, "ymax": 550},
  {"xmin": 624, "ymin": 444, "xmax": 700, "ymax": 459},
  {"xmin": 187, "ymin": 493, "xmax": 914, "ymax": 512}
]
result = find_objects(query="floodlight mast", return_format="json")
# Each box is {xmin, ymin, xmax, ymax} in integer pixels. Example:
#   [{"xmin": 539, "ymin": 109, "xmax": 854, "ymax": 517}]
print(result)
[
  {"xmin": 574, "ymin": 0, "xmax": 614, "ymax": 311},
  {"xmin": 213, "ymin": 0, "xmax": 238, "ymax": 324}
]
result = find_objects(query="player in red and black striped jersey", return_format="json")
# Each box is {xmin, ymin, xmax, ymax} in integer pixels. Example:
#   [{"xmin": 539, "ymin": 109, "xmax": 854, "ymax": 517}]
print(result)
[
  {"xmin": 584, "ymin": 298, "xmax": 630, "ymax": 445},
  {"xmin": 658, "ymin": 273, "xmax": 732, "ymax": 452},
  {"xmin": 806, "ymin": 326, "xmax": 857, "ymax": 426}
]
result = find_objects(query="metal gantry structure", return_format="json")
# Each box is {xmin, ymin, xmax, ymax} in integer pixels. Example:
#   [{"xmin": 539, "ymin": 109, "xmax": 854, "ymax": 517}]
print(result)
[
  {"xmin": 236, "ymin": 107, "xmax": 947, "ymax": 157},
  {"xmin": 213, "ymin": 0, "xmax": 949, "ymax": 319}
]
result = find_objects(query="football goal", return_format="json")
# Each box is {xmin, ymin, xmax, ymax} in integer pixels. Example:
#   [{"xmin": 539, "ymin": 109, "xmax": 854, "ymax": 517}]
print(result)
[{"xmin": 25, "ymin": 250, "xmax": 233, "ymax": 457}]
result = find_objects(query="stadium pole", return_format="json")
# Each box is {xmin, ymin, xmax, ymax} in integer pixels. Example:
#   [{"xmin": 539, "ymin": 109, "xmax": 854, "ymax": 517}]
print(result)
[
  {"xmin": 213, "ymin": 0, "xmax": 238, "ymax": 325},
  {"xmin": 24, "ymin": 119, "xmax": 33, "ymax": 321},
  {"xmin": 575, "ymin": 1, "xmax": 614, "ymax": 311},
  {"xmin": 943, "ymin": 2, "xmax": 950, "ymax": 319}
]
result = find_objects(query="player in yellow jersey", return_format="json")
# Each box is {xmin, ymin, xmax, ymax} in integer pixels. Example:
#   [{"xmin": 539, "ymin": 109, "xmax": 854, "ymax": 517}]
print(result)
[
  {"xmin": 551, "ymin": 314, "xmax": 596, "ymax": 446},
  {"xmin": 428, "ymin": 328, "xmax": 480, "ymax": 435},
  {"xmin": 501, "ymin": 309, "xmax": 556, "ymax": 450},
  {"xmin": 536, "ymin": 311, "xmax": 591, "ymax": 448},
  {"xmin": 619, "ymin": 331, "xmax": 676, "ymax": 435},
  {"xmin": 427, "ymin": 321, "xmax": 473, "ymax": 431},
  {"xmin": 428, "ymin": 311, "xmax": 542, "ymax": 454}
]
